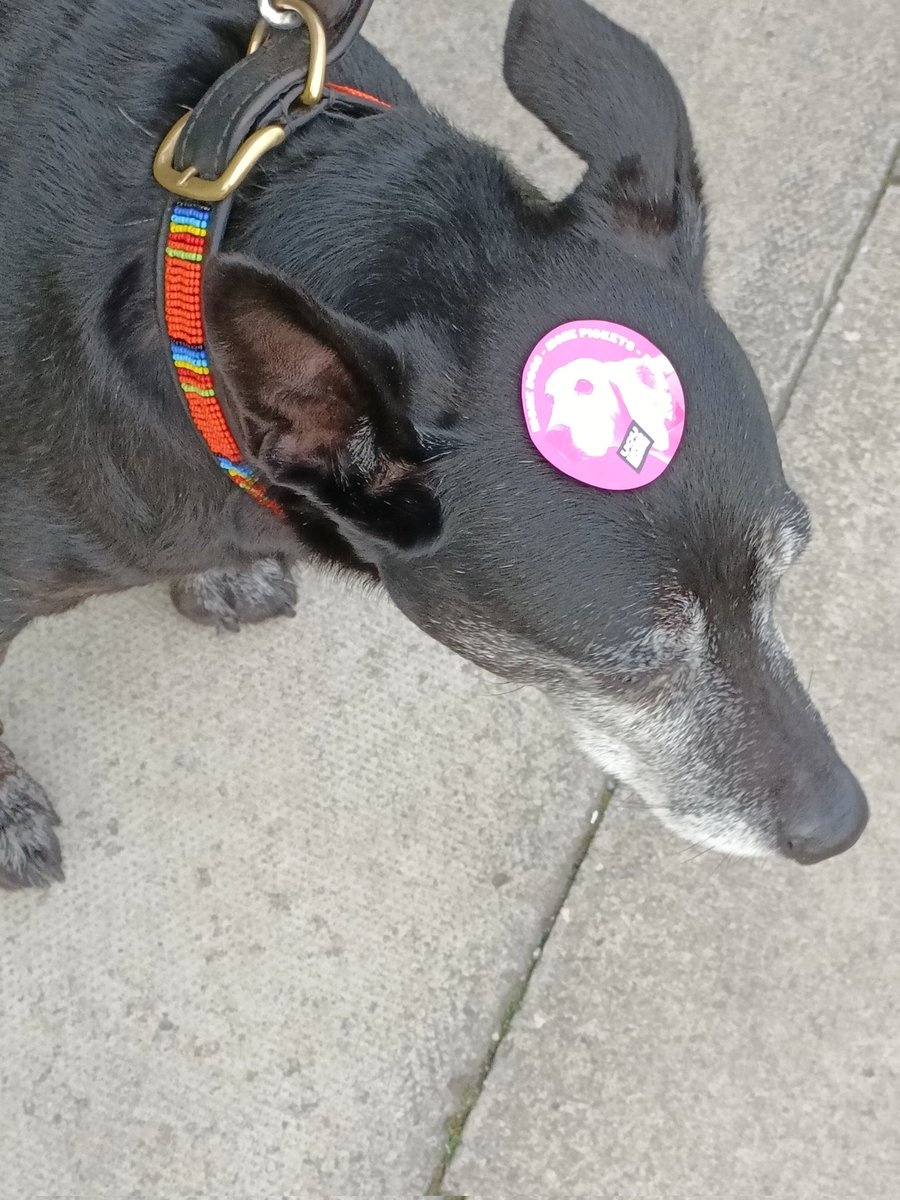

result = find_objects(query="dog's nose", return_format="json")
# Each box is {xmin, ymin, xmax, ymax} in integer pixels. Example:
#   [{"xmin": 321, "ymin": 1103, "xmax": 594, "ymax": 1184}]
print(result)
[{"xmin": 778, "ymin": 762, "xmax": 869, "ymax": 865}]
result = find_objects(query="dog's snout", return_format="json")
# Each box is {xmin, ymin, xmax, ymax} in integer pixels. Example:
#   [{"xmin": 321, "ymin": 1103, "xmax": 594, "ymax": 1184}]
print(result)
[{"xmin": 778, "ymin": 762, "xmax": 869, "ymax": 865}]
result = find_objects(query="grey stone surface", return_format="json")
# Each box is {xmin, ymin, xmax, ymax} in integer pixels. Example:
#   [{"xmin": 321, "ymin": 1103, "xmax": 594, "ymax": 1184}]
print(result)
[
  {"xmin": 447, "ymin": 192, "xmax": 900, "ymax": 1199},
  {"xmin": 1, "ymin": 579, "xmax": 597, "ymax": 1197},
  {"xmin": 2, "ymin": 1, "xmax": 899, "ymax": 1197}
]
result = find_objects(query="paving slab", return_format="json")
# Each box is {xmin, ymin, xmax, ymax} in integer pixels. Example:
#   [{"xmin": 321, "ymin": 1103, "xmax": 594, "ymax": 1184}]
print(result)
[
  {"xmin": 0, "ymin": 577, "xmax": 597, "ymax": 1198},
  {"xmin": 447, "ymin": 191, "xmax": 900, "ymax": 1199}
]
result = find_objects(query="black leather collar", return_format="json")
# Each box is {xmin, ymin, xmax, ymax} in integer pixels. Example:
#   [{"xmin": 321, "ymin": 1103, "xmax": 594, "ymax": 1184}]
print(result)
[{"xmin": 174, "ymin": 0, "xmax": 378, "ymax": 181}]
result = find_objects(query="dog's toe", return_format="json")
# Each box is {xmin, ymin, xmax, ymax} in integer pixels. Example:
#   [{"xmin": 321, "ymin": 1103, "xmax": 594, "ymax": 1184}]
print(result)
[
  {"xmin": 171, "ymin": 558, "xmax": 298, "ymax": 632},
  {"xmin": 0, "ymin": 747, "xmax": 64, "ymax": 890}
]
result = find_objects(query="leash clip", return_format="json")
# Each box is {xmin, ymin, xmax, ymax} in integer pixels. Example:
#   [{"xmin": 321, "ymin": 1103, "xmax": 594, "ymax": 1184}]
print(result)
[{"xmin": 152, "ymin": 0, "xmax": 327, "ymax": 202}]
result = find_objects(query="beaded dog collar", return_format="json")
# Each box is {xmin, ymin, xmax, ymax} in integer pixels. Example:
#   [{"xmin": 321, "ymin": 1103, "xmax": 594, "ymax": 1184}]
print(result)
[
  {"xmin": 153, "ymin": 0, "xmax": 386, "ymax": 519},
  {"xmin": 162, "ymin": 200, "xmax": 282, "ymax": 513}
]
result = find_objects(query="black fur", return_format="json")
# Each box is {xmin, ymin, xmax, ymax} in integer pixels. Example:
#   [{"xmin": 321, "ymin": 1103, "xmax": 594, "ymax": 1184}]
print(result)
[{"xmin": 0, "ymin": 0, "xmax": 867, "ymax": 886}]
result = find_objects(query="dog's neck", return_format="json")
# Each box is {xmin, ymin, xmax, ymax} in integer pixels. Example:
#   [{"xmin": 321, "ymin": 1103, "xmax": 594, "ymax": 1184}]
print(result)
[{"xmin": 223, "ymin": 101, "xmax": 536, "ymax": 338}]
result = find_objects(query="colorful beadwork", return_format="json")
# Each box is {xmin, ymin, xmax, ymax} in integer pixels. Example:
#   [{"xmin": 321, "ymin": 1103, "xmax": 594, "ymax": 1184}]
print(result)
[
  {"xmin": 163, "ymin": 201, "xmax": 283, "ymax": 517},
  {"xmin": 160, "ymin": 87, "xmax": 392, "ymax": 519}
]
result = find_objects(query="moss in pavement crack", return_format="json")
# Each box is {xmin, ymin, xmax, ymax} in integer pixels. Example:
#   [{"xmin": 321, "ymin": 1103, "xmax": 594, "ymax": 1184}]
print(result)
[{"xmin": 428, "ymin": 781, "xmax": 617, "ymax": 1194}]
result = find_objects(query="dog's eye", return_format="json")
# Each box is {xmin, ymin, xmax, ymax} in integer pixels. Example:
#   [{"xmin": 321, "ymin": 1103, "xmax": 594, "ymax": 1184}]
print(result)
[
  {"xmin": 590, "ymin": 648, "xmax": 686, "ymax": 691},
  {"xmin": 755, "ymin": 493, "xmax": 812, "ymax": 589},
  {"xmin": 589, "ymin": 596, "xmax": 705, "ymax": 682},
  {"xmin": 769, "ymin": 498, "xmax": 812, "ymax": 578},
  {"xmin": 600, "ymin": 661, "xmax": 684, "ymax": 702},
  {"xmin": 780, "ymin": 528, "xmax": 810, "ymax": 568}
]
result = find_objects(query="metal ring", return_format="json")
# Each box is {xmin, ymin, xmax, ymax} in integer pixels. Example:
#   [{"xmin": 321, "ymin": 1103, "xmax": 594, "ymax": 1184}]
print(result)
[
  {"xmin": 258, "ymin": 0, "xmax": 302, "ymax": 29},
  {"xmin": 248, "ymin": 1, "xmax": 327, "ymax": 107}
]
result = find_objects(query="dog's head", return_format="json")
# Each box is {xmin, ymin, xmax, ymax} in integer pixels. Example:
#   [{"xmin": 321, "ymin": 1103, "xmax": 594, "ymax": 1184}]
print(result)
[{"xmin": 203, "ymin": 0, "xmax": 867, "ymax": 863}]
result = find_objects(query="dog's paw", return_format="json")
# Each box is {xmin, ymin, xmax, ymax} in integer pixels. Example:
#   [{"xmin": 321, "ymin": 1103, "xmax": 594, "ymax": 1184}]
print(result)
[
  {"xmin": 0, "ymin": 743, "xmax": 64, "ymax": 890},
  {"xmin": 170, "ymin": 558, "xmax": 297, "ymax": 632}
]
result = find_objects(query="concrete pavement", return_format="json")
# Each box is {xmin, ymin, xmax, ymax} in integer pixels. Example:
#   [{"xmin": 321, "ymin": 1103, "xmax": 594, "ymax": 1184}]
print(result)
[{"xmin": 2, "ymin": 2, "xmax": 898, "ymax": 1197}]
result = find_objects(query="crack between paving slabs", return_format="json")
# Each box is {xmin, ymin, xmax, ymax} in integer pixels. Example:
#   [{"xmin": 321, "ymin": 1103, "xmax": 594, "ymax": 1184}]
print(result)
[
  {"xmin": 773, "ymin": 139, "xmax": 900, "ymax": 430},
  {"xmin": 425, "ymin": 780, "xmax": 618, "ymax": 1197}
]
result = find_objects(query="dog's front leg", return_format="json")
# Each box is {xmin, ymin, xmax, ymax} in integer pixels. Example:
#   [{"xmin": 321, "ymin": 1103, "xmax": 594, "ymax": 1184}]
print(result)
[
  {"xmin": 0, "ymin": 643, "xmax": 64, "ymax": 890},
  {"xmin": 170, "ymin": 557, "xmax": 297, "ymax": 632}
]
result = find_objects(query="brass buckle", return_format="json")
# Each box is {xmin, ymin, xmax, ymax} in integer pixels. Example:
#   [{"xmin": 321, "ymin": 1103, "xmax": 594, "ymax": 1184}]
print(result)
[
  {"xmin": 153, "ymin": 0, "xmax": 327, "ymax": 202},
  {"xmin": 152, "ymin": 116, "xmax": 287, "ymax": 203}
]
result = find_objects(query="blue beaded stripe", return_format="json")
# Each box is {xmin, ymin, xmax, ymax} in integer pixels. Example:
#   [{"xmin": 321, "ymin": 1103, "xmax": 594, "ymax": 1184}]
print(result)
[
  {"xmin": 216, "ymin": 457, "xmax": 256, "ymax": 479},
  {"xmin": 171, "ymin": 203, "xmax": 211, "ymax": 230},
  {"xmin": 171, "ymin": 340, "xmax": 210, "ymax": 364}
]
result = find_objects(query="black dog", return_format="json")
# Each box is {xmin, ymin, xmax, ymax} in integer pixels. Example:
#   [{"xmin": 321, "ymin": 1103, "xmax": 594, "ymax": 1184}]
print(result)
[{"xmin": 0, "ymin": 0, "xmax": 867, "ymax": 889}]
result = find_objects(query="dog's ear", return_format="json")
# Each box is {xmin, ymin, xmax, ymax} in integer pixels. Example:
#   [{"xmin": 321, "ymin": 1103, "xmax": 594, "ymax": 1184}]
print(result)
[
  {"xmin": 504, "ymin": 0, "xmax": 705, "ymax": 284},
  {"xmin": 203, "ymin": 255, "xmax": 442, "ymax": 554}
]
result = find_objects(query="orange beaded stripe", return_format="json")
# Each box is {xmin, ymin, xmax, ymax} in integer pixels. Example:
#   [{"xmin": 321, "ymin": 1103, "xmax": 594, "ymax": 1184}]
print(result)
[
  {"xmin": 328, "ymin": 82, "xmax": 391, "ymax": 108},
  {"xmin": 163, "ymin": 201, "xmax": 283, "ymax": 517}
]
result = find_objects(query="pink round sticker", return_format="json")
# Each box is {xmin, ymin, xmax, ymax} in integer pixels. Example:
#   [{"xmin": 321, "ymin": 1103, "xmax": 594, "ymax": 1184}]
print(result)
[{"xmin": 521, "ymin": 320, "xmax": 686, "ymax": 490}]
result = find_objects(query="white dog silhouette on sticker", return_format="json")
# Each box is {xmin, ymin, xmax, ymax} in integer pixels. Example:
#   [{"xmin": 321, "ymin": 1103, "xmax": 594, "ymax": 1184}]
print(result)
[
  {"xmin": 545, "ymin": 353, "xmax": 675, "ymax": 457},
  {"xmin": 521, "ymin": 321, "xmax": 686, "ymax": 490}
]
